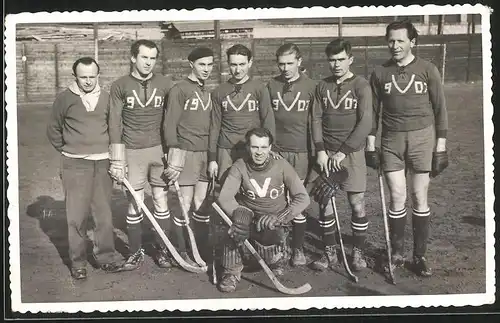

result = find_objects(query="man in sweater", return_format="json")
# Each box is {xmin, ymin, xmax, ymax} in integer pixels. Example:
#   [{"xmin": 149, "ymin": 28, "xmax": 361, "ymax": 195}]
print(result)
[
  {"xmin": 108, "ymin": 39, "xmax": 175, "ymax": 272},
  {"xmin": 208, "ymin": 44, "xmax": 275, "ymax": 184},
  {"xmin": 217, "ymin": 127, "xmax": 310, "ymax": 293},
  {"xmin": 310, "ymin": 39, "xmax": 372, "ymax": 272},
  {"xmin": 47, "ymin": 57, "xmax": 122, "ymax": 280},
  {"xmin": 366, "ymin": 20, "xmax": 448, "ymax": 277},
  {"xmin": 163, "ymin": 47, "xmax": 214, "ymax": 263},
  {"xmin": 267, "ymin": 43, "xmax": 317, "ymax": 267}
]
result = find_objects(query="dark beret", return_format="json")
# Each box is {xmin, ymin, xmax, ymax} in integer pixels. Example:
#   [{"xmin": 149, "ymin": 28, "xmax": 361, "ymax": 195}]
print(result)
[{"xmin": 188, "ymin": 47, "xmax": 214, "ymax": 62}]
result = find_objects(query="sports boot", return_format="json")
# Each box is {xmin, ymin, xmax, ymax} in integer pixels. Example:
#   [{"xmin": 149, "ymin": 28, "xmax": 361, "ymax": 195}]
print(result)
[
  {"xmin": 291, "ymin": 247, "xmax": 307, "ymax": 267},
  {"xmin": 384, "ymin": 252, "xmax": 405, "ymax": 273},
  {"xmin": 155, "ymin": 245, "xmax": 174, "ymax": 269},
  {"xmin": 351, "ymin": 247, "xmax": 367, "ymax": 271},
  {"xmin": 218, "ymin": 273, "xmax": 241, "ymax": 293},
  {"xmin": 412, "ymin": 256, "xmax": 432, "ymax": 277},
  {"xmin": 118, "ymin": 248, "xmax": 145, "ymax": 272},
  {"xmin": 311, "ymin": 245, "xmax": 338, "ymax": 271}
]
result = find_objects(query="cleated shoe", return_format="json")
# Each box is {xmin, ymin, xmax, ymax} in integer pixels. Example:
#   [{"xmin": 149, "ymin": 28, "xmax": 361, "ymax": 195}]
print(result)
[
  {"xmin": 100, "ymin": 262, "xmax": 121, "ymax": 273},
  {"xmin": 70, "ymin": 267, "xmax": 87, "ymax": 280},
  {"xmin": 384, "ymin": 253, "xmax": 405, "ymax": 273},
  {"xmin": 118, "ymin": 248, "xmax": 145, "ymax": 272},
  {"xmin": 311, "ymin": 245, "xmax": 338, "ymax": 271},
  {"xmin": 156, "ymin": 246, "xmax": 174, "ymax": 269},
  {"xmin": 412, "ymin": 256, "xmax": 433, "ymax": 277},
  {"xmin": 290, "ymin": 247, "xmax": 307, "ymax": 267},
  {"xmin": 351, "ymin": 247, "xmax": 367, "ymax": 271},
  {"xmin": 218, "ymin": 273, "xmax": 241, "ymax": 293}
]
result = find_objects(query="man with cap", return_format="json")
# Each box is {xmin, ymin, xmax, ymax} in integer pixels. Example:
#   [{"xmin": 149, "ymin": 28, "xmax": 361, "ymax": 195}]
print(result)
[
  {"xmin": 108, "ymin": 39, "xmax": 175, "ymax": 272},
  {"xmin": 163, "ymin": 47, "xmax": 215, "ymax": 263}
]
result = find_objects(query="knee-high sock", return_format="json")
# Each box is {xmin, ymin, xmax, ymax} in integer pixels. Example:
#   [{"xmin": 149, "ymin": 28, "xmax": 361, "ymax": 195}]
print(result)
[
  {"xmin": 153, "ymin": 210, "xmax": 171, "ymax": 247},
  {"xmin": 126, "ymin": 212, "xmax": 144, "ymax": 254},
  {"xmin": 173, "ymin": 216, "xmax": 187, "ymax": 252},
  {"xmin": 351, "ymin": 216, "xmax": 369, "ymax": 250},
  {"xmin": 319, "ymin": 213, "xmax": 337, "ymax": 247},
  {"xmin": 388, "ymin": 208, "xmax": 407, "ymax": 255},
  {"xmin": 292, "ymin": 214, "xmax": 307, "ymax": 249},
  {"xmin": 412, "ymin": 208, "xmax": 431, "ymax": 257},
  {"xmin": 192, "ymin": 211, "xmax": 210, "ymax": 259}
]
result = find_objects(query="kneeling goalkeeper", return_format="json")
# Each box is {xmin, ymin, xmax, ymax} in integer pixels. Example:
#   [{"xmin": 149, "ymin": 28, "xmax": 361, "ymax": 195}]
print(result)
[{"xmin": 216, "ymin": 127, "xmax": 310, "ymax": 293}]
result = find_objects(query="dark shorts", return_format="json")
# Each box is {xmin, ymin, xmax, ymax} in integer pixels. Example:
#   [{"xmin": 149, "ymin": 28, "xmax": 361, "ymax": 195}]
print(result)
[
  {"xmin": 306, "ymin": 149, "xmax": 366, "ymax": 193},
  {"xmin": 178, "ymin": 151, "xmax": 209, "ymax": 186},
  {"xmin": 126, "ymin": 145, "xmax": 166, "ymax": 190},
  {"xmin": 217, "ymin": 145, "xmax": 247, "ymax": 183},
  {"xmin": 277, "ymin": 151, "xmax": 310, "ymax": 181},
  {"xmin": 382, "ymin": 125, "xmax": 435, "ymax": 172}
]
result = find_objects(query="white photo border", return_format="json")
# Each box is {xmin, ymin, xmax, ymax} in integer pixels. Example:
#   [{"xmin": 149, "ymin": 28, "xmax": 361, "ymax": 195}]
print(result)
[{"xmin": 5, "ymin": 4, "xmax": 494, "ymax": 314}]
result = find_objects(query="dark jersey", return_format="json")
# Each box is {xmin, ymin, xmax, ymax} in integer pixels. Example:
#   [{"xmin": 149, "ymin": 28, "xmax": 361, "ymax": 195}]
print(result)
[
  {"xmin": 312, "ymin": 74, "xmax": 372, "ymax": 154},
  {"xmin": 163, "ymin": 78, "xmax": 212, "ymax": 151},
  {"xmin": 267, "ymin": 74, "xmax": 316, "ymax": 153},
  {"xmin": 370, "ymin": 57, "xmax": 448, "ymax": 138},
  {"xmin": 108, "ymin": 74, "xmax": 174, "ymax": 149},
  {"xmin": 218, "ymin": 158, "xmax": 310, "ymax": 221},
  {"xmin": 208, "ymin": 78, "xmax": 275, "ymax": 161}
]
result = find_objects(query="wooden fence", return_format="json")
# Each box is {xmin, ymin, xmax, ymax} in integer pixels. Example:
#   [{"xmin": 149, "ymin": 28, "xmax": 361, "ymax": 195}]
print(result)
[{"xmin": 16, "ymin": 34, "xmax": 482, "ymax": 103}]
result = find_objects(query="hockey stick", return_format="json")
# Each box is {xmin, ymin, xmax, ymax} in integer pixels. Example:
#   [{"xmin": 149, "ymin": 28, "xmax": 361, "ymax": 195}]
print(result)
[
  {"xmin": 209, "ymin": 177, "xmax": 218, "ymax": 285},
  {"xmin": 330, "ymin": 196, "xmax": 359, "ymax": 283},
  {"xmin": 173, "ymin": 181, "xmax": 207, "ymax": 267},
  {"xmin": 212, "ymin": 202, "xmax": 312, "ymax": 295},
  {"xmin": 122, "ymin": 178, "xmax": 207, "ymax": 273},
  {"xmin": 378, "ymin": 169, "xmax": 396, "ymax": 285}
]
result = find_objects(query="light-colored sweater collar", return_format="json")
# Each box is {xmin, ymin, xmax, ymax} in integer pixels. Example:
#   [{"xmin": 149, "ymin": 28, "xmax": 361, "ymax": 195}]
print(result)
[{"xmin": 68, "ymin": 81, "xmax": 101, "ymax": 112}]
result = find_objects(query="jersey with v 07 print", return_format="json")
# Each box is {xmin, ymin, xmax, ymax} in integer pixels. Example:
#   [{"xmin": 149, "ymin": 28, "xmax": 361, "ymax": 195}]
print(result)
[
  {"xmin": 208, "ymin": 78, "xmax": 275, "ymax": 161},
  {"xmin": 163, "ymin": 78, "xmax": 212, "ymax": 151},
  {"xmin": 370, "ymin": 57, "xmax": 448, "ymax": 138},
  {"xmin": 312, "ymin": 74, "xmax": 372, "ymax": 154},
  {"xmin": 267, "ymin": 74, "xmax": 317, "ymax": 153},
  {"xmin": 108, "ymin": 74, "xmax": 174, "ymax": 149}
]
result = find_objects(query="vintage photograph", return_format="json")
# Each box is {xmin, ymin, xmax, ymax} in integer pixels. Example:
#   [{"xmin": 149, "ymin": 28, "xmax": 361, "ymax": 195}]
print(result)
[{"xmin": 5, "ymin": 4, "xmax": 494, "ymax": 313}]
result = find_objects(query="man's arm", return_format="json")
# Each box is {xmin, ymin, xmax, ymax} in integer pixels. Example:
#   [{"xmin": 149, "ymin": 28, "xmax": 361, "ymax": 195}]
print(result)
[
  {"xmin": 217, "ymin": 164, "xmax": 243, "ymax": 217},
  {"xmin": 46, "ymin": 95, "xmax": 65, "ymax": 152},
  {"xmin": 282, "ymin": 161, "xmax": 311, "ymax": 222},
  {"xmin": 427, "ymin": 64, "xmax": 448, "ymax": 151},
  {"xmin": 163, "ymin": 85, "xmax": 184, "ymax": 148},
  {"xmin": 108, "ymin": 81, "xmax": 124, "ymax": 144},
  {"xmin": 258, "ymin": 84, "xmax": 276, "ymax": 137},
  {"xmin": 339, "ymin": 81, "xmax": 373, "ymax": 154},
  {"xmin": 208, "ymin": 91, "xmax": 222, "ymax": 162},
  {"xmin": 311, "ymin": 83, "xmax": 325, "ymax": 152}
]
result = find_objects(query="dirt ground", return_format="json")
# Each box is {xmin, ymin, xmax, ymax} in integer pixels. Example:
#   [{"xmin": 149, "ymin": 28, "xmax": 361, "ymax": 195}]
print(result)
[{"xmin": 15, "ymin": 83, "xmax": 487, "ymax": 304}]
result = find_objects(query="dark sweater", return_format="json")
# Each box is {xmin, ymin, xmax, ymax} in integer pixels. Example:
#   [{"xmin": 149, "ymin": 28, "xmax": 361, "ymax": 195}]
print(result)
[{"xmin": 47, "ymin": 89, "xmax": 110, "ymax": 155}]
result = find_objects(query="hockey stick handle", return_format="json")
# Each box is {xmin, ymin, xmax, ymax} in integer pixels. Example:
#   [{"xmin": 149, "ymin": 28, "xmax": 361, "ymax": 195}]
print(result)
[
  {"xmin": 378, "ymin": 169, "xmax": 396, "ymax": 284},
  {"xmin": 212, "ymin": 202, "xmax": 312, "ymax": 295},
  {"xmin": 122, "ymin": 178, "xmax": 207, "ymax": 273}
]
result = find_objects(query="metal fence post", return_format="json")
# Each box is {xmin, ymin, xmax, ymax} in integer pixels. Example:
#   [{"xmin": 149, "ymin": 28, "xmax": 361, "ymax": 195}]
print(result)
[{"xmin": 54, "ymin": 43, "xmax": 60, "ymax": 96}]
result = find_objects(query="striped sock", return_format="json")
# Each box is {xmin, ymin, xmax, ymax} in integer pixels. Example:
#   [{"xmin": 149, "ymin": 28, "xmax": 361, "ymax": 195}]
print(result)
[
  {"xmin": 173, "ymin": 216, "xmax": 187, "ymax": 252},
  {"xmin": 126, "ymin": 212, "xmax": 144, "ymax": 254},
  {"xmin": 388, "ymin": 207, "xmax": 407, "ymax": 254},
  {"xmin": 292, "ymin": 214, "xmax": 307, "ymax": 249},
  {"xmin": 319, "ymin": 213, "xmax": 337, "ymax": 246},
  {"xmin": 153, "ymin": 210, "xmax": 171, "ymax": 245},
  {"xmin": 412, "ymin": 208, "xmax": 431, "ymax": 257},
  {"xmin": 351, "ymin": 216, "xmax": 369, "ymax": 249}
]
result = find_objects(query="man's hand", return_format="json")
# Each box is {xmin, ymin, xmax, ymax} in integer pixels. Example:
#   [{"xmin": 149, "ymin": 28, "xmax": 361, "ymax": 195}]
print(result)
[
  {"xmin": 109, "ymin": 143, "xmax": 127, "ymax": 183},
  {"xmin": 256, "ymin": 214, "xmax": 279, "ymax": 232},
  {"xmin": 109, "ymin": 163, "xmax": 127, "ymax": 183},
  {"xmin": 208, "ymin": 161, "xmax": 219, "ymax": 179},
  {"xmin": 164, "ymin": 148, "xmax": 187, "ymax": 184},
  {"xmin": 328, "ymin": 152, "xmax": 346, "ymax": 172},
  {"xmin": 316, "ymin": 150, "xmax": 330, "ymax": 177},
  {"xmin": 228, "ymin": 206, "xmax": 253, "ymax": 245},
  {"xmin": 365, "ymin": 148, "xmax": 381, "ymax": 170}
]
